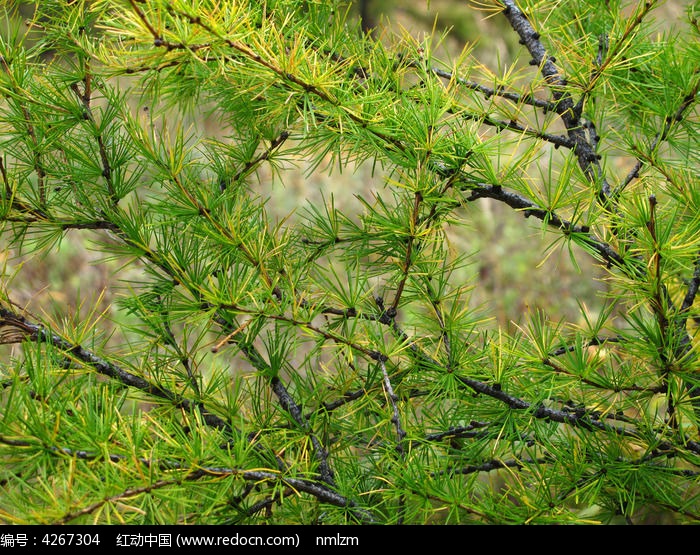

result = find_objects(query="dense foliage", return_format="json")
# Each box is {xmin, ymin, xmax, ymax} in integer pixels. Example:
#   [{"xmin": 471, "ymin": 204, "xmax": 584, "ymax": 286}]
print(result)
[{"xmin": 1, "ymin": 0, "xmax": 699, "ymax": 524}]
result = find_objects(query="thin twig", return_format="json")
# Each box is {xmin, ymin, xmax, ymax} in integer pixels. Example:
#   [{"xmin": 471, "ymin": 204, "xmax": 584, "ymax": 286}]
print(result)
[
  {"xmin": 70, "ymin": 72, "xmax": 118, "ymax": 205},
  {"xmin": 615, "ymin": 77, "xmax": 700, "ymax": 197},
  {"xmin": 430, "ymin": 66, "xmax": 555, "ymax": 111},
  {"xmin": 227, "ymin": 130, "xmax": 291, "ymax": 191}
]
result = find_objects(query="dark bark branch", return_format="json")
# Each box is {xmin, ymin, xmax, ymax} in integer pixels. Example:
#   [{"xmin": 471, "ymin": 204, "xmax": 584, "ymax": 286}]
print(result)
[
  {"xmin": 47, "ymin": 444, "xmax": 374, "ymax": 524},
  {"xmin": 499, "ymin": 0, "xmax": 610, "ymax": 199},
  {"xmin": 269, "ymin": 375, "xmax": 336, "ymax": 486},
  {"xmin": 681, "ymin": 254, "xmax": 700, "ymax": 317},
  {"xmin": 461, "ymin": 180, "xmax": 630, "ymax": 272},
  {"xmin": 0, "ymin": 307, "xmax": 232, "ymax": 432}
]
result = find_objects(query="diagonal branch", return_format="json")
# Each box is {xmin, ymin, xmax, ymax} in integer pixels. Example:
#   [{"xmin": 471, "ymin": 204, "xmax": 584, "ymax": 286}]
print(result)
[
  {"xmin": 616, "ymin": 77, "xmax": 700, "ymax": 197},
  {"xmin": 0, "ymin": 56, "xmax": 47, "ymax": 205},
  {"xmin": 499, "ymin": 0, "xmax": 610, "ymax": 199},
  {"xmin": 69, "ymin": 70, "xmax": 119, "ymax": 206},
  {"xmin": 0, "ymin": 306, "xmax": 231, "ymax": 432},
  {"xmin": 461, "ymin": 180, "xmax": 629, "ymax": 272},
  {"xmin": 430, "ymin": 66, "xmax": 555, "ymax": 111},
  {"xmin": 227, "ymin": 330, "xmax": 338, "ymax": 487},
  {"xmin": 45, "ymin": 446, "xmax": 374, "ymax": 524},
  {"xmin": 226, "ymin": 130, "xmax": 291, "ymax": 192}
]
